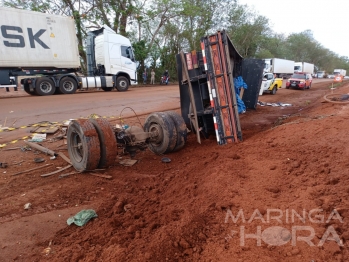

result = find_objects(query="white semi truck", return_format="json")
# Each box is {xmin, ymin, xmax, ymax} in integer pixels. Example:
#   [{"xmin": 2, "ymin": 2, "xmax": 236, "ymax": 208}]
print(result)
[
  {"xmin": 0, "ymin": 7, "xmax": 137, "ymax": 96},
  {"xmin": 294, "ymin": 62, "xmax": 314, "ymax": 74},
  {"xmin": 263, "ymin": 58, "xmax": 294, "ymax": 78}
]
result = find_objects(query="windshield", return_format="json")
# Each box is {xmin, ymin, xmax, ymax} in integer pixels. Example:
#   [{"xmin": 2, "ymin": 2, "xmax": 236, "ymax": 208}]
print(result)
[
  {"xmin": 291, "ymin": 74, "xmax": 306, "ymax": 79},
  {"xmin": 318, "ymin": 71, "xmax": 324, "ymax": 74},
  {"xmin": 294, "ymin": 66, "xmax": 301, "ymax": 71}
]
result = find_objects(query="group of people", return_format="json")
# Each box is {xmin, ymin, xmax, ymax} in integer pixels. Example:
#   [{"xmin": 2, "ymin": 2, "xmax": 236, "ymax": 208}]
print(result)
[{"xmin": 142, "ymin": 69, "xmax": 169, "ymax": 85}]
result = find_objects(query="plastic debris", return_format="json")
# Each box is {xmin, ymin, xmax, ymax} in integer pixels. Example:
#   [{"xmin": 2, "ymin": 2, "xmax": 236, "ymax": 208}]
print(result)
[
  {"xmin": 161, "ymin": 157, "xmax": 171, "ymax": 163},
  {"xmin": 67, "ymin": 209, "xmax": 98, "ymax": 226},
  {"xmin": 24, "ymin": 203, "xmax": 31, "ymax": 210}
]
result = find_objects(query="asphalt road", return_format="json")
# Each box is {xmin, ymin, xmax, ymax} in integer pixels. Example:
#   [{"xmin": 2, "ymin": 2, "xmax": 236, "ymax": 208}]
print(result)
[
  {"xmin": 0, "ymin": 78, "xmax": 334, "ymax": 144},
  {"xmin": 0, "ymin": 85, "xmax": 181, "ymax": 144}
]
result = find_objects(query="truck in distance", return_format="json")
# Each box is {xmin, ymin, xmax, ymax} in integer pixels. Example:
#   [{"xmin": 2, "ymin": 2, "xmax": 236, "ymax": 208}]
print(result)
[
  {"xmin": 264, "ymin": 58, "xmax": 294, "ymax": 79},
  {"xmin": 0, "ymin": 7, "xmax": 137, "ymax": 96},
  {"xmin": 294, "ymin": 62, "xmax": 314, "ymax": 74}
]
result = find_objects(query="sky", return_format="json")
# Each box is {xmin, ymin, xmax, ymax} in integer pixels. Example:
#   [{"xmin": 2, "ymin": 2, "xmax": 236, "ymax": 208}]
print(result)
[{"xmin": 238, "ymin": 0, "xmax": 349, "ymax": 58}]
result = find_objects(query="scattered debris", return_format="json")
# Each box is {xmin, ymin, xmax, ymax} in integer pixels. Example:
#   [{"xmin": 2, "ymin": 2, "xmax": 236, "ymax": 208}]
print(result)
[
  {"xmin": 31, "ymin": 126, "xmax": 58, "ymax": 134},
  {"xmin": 88, "ymin": 173, "xmax": 112, "ymax": 179},
  {"xmin": 13, "ymin": 160, "xmax": 24, "ymax": 165},
  {"xmin": 21, "ymin": 145, "xmax": 31, "ymax": 152},
  {"xmin": 124, "ymin": 204, "xmax": 133, "ymax": 212},
  {"xmin": 24, "ymin": 203, "xmax": 31, "ymax": 210},
  {"xmin": 58, "ymin": 172, "xmax": 77, "ymax": 179},
  {"xmin": 257, "ymin": 101, "xmax": 293, "ymax": 107},
  {"xmin": 24, "ymin": 141, "xmax": 56, "ymax": 156},
  {"xmin": 41, "ymin": 165, "xmax": 72, "ymax": 177},
  {"xmin": 28, "ymin": 133, "xmax": 47, "ymax": 142},
  {"xmin": 3, "ymin": 147, "xmax": 21, "ymax": 151},
  {"xmin": 50, "ymin": 156, "xmax": 56, "ymax": 160},
  {"xmin": 58, "ymin": 152, "xmax": 72, "ymax": 165},
  {"xmin": 42, "ymin": 241, "xmax": 52, "ymax": 255},
  {"xmin": 0, "ymin": 162, "xmax": 8, "ymax": 168},
  {"xmin": 34, "ymin": 158, "xmax": 45, "ymax": 163},
  {"xmin": 67, "ymin": 209, "xmax": 98, "ymax": 226},
  {"xmin": 119, "ymin": 159, "xmax": 138, "ymax": 166},
  {"xmin": 11, "ymin": 163, "xmax": 53, "ymax": 176},
  {"xmin": 161, "ymin": 157, "xmax": 171, "ymax": 163}
]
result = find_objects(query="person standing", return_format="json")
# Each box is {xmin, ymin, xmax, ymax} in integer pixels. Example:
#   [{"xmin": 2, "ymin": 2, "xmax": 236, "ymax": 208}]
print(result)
[
  {"xmin": 142, "ymin": 69, "xmax": 147, "ymax": 84},
  {"xmin": 150, "ymin": 69, "xmax": 155, "ymax": 85}
]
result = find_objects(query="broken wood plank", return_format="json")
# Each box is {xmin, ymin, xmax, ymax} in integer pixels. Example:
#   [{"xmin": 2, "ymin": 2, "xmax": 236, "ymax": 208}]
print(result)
[
  {"xmin": 88, "ymin": 173, "xmax": 112, "ymax": 179},
  {"xmin": 58, "ymin": 152, "xmax": 72, "ymax": 165},
  {"xmin": 24, "ymin": 141, "xmax": 56, "ymax": 156},
  {"xmin": 41, "ymin": 165, "xmax": 72, "ymax": 177},
  {"xmin": 11, "ymin": 164, "xmax": 53, "ymax": 176}
]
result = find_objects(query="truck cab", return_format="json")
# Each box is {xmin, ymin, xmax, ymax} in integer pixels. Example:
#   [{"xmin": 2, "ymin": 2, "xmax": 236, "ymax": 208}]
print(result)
[{"xmin": 94, "ymin": 26, "xmax": 137, "ymax": 85}]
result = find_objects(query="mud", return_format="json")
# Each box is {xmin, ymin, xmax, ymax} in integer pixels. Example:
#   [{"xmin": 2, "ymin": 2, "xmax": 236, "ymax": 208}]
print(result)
[{"xmin": 0, "ymin": 80, "xmax": 349, "ymax": 262}]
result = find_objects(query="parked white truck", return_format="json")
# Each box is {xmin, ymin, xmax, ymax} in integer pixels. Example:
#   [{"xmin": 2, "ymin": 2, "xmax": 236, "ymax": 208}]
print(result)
[
  {"xmin": 333, "ymin": 69, "xmax": 346, "ymax": 77},
  {"xmin": 264, "ymin": 58, "xmax": 294, "ymax": 79},
  {"xmin": 0, "ymin": 7, "xmax": 137, "ymax": 95},
  {"xmin": 294, "ymin": 62, "xmax": 314, "ymax": 74}
]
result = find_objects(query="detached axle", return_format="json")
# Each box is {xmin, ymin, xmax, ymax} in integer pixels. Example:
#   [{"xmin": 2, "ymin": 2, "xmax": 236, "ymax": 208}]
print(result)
[{"xmin": 67, "ymin": 111, "xmax": 187, "ymax": 172}]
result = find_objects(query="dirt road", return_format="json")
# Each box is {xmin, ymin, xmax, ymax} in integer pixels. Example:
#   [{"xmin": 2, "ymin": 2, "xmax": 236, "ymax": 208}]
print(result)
[{"xmin": 1, "ymin": 79, "xmax": 348, "ymax": 262}]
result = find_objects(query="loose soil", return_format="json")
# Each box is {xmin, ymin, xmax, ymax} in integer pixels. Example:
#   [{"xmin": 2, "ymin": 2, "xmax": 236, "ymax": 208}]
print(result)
[{"xmin": 1, "ymin": 80, "xmax": 349, "ymax": 262}]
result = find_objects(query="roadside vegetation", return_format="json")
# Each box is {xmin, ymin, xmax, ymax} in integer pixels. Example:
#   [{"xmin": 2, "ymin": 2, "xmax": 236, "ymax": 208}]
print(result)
[{"xmin": 2, "ymin": 0, "xmax": 348, "ymax": 80}]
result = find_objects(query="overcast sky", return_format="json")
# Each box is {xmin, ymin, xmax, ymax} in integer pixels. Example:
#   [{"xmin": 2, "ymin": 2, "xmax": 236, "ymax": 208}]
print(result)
[{"xmin": 238, "ymin": 0, "xmax": 349, "ymax": 58}]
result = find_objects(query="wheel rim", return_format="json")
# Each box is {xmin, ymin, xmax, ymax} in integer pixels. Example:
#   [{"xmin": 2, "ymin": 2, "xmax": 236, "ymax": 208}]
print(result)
[
  {"xmin": 39, "ymin": 81, "xmax": 53, "ymax": 93},
  {"xmin": 119, "ymin": 79, "xmax": 127, "ymax": 88},
  {"xmin": 70, "ymin": 131, "xmax": 84, "ymax": 163},
  {"xmin": 149, "ymin": 123, "xmax": 163, "ymax": 144},
  {"xmin": 62, "ymin": 80, "xmax": 74, "ymax": 92}
]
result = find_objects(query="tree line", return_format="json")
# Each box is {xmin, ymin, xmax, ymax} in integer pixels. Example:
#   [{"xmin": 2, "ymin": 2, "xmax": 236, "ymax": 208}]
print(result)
[{"xmin": 2, "ymin": 0, "xmax": 348, "ymax": 81}]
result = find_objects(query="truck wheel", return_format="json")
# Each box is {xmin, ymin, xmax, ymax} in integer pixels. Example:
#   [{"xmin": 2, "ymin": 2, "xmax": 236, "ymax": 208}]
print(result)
[
  {"xmin": 89, "ymin": 118, "xmax": 117, "ymax": 168},
  {"xmin": 102, "ymin": 87, "xmax": 113, "ymax": 91},
  {"xmin": 144, "ymin": 112, "xmax": 177, "ymax": 154},
  {"xmin": 67, "ymin": 119, "xmax": 101, "ymax": 172},
  {"xmin": 271, "ymin": 86, "xmax": 277, "ymax": 95},
  {"xmin": 35, "ymin": 77, "xmax": 55, "ymax": 96},
  {"xmin": 164, "ymin": 111, "xmax": 187, "ymax": 152},
  {"xmin": 115, "ymin": 76, "xmax": 129, "ymax": 92},
  {"xmin": 59, "ymin": 77, "xmax": 77, "ymax": 94}
]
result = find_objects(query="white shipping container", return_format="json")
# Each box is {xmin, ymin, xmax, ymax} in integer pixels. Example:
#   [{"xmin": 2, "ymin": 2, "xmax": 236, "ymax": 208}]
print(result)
[
  {"xmin": 302, "ymin": 63, "xmax": 314, "ymax": 74},
  {"xmin": 272, "ymin": 58, "xmax": 294, "ymax": 74},
  {"xmin": 0, "ymin": 7, "xmax": 80, "ymax": 68}
]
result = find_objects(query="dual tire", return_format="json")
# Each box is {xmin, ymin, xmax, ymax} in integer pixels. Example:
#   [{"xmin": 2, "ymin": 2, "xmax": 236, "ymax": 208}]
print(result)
[
  {"xmin": 67, "ymin": 118, "xmax": 117, "ymax": 172},
  {"xmin": 67, "ymin": 111, "xmax": 187, "ymax": 171},
  {"xmin": 144, "ymin": 111, "xmax": 187, "ymax": 154},
  {"xmin": 34, "ymin": 77, "xmax": 78, "ymax": 96}
]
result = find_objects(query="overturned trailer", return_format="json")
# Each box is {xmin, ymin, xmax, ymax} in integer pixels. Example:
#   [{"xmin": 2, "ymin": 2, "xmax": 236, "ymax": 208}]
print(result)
[{"xmin": 176, "ymin": 30, "xmax": 264, "ymax": 144}]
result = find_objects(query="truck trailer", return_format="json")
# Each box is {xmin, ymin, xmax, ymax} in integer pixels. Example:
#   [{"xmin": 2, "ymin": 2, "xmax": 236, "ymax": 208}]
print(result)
[
  {"xmin": 294, "ymin": 62, "xmax": 314, "ymax": 74},
  {"xmin": 0, "ymin": 7, "xmax": 137, "ymax": 95},
  {"xmin": 264, "ymin": 58, "xmax": 294, "ymax": 78}
]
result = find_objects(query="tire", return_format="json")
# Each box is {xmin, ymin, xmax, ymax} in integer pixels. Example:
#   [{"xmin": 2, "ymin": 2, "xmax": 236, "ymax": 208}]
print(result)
[
  {"xmin": 59, "ymin": 77, "xmax": 77, "ymax": 94},
  {"xmin": 271, "ymin": 86, "xmax": 277, "ymax": 95},
  {"xmin": 67, "ymin": 119, "xmax": 101, "ymax": 172},
  {"xmin": 102, "ymin": 87, "xmax": 113, "ymax": 91},
  {"xmin": 35, "ymin": 77, "xmax": 55, "ymax": 96},
  {"xmin": 144, "ymin": 112, "xmax": 177, "ymax": 154},
  {"xmin": 115, "ymin": 76, "xmax": 129, "ymax": 91},
  {"xmin": 89, "ymin": 118, "xmax": 117, "ymax": 168},
  {"xmin": 165, "ymin": 111, "xmax": 187, "ymax": 152},
  {"xmin": 23, "ymin": 84, "xmax": 36, "ymax": 96}
]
